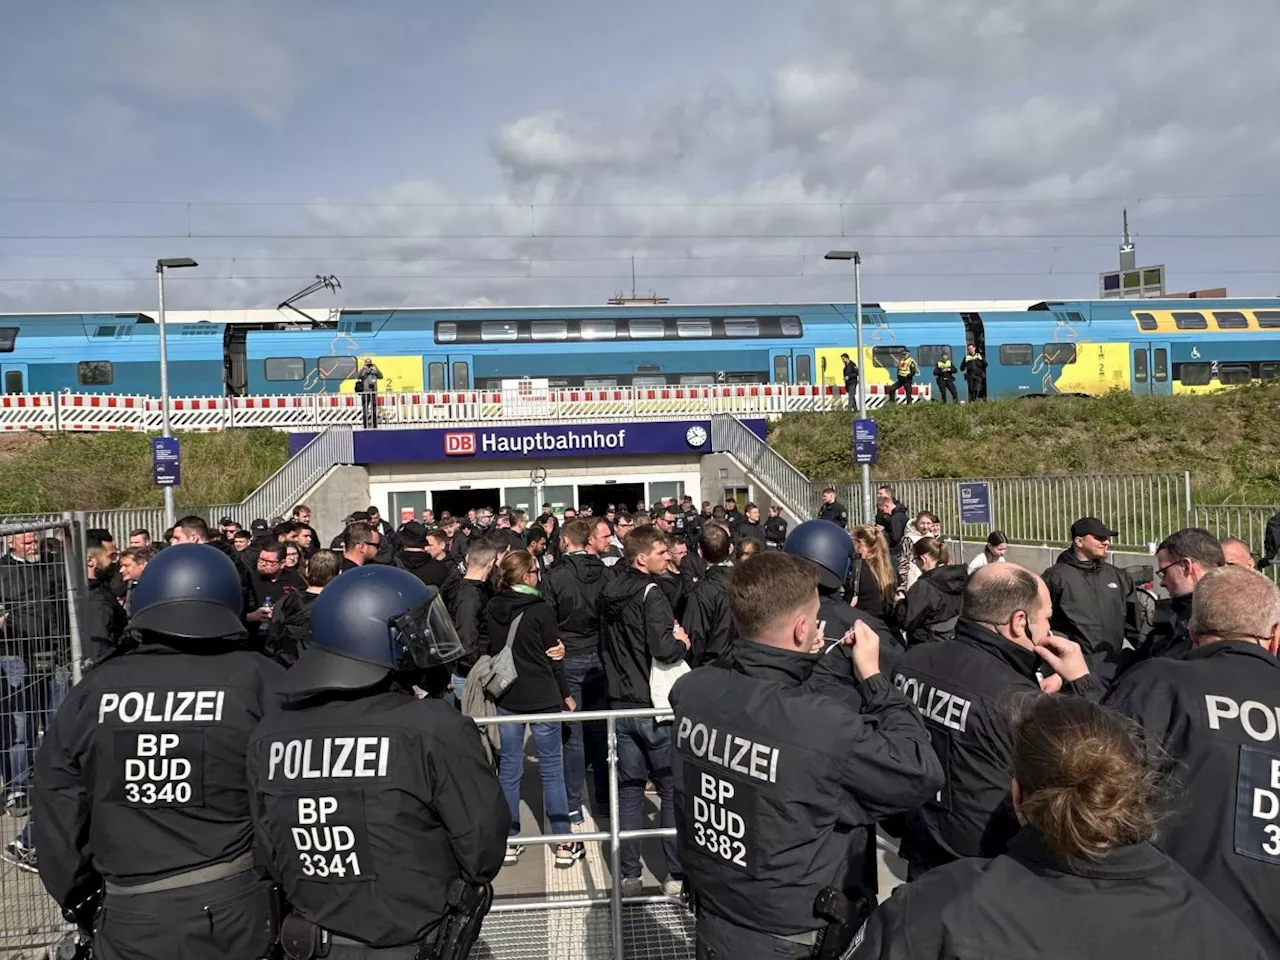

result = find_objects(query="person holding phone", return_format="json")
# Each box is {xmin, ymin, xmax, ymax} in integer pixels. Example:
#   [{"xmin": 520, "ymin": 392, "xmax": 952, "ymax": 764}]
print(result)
[{"xmin": 888, "ymin": 563, "xmax": 1104, "ymax": 879}]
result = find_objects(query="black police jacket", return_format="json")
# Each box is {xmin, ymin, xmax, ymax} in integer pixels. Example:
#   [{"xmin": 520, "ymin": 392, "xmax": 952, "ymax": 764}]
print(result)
[
  {"xmin": 808, "ymin": 595, "xmax": 906, "ymax": 707},
  {"xmin": 763, "ymin": 516, "xmax": 788, "ymax": 547},
  {"xmin": 818, "ymin": 501, "xmax": 849, "ymax": 530},
  {"xmin": 671, "ymin": 641, "xmax": 942, "ymax": 939},
  {"xmin": 1103, "ymin": 641, "xmax": 1280, "ymax": 955},
  {"xmin": 890, "ymin": 618, "xmax": 1104, "ymax": 874},
  {"xmin": 1041, "ymin": 549, "xmax": 1133, "ymax": 654},
  {"xmin": 247, "ymin": 689, "xmax": 509, "ymax": 949},
  {"xmin": 598, "ymin": 568, "xmax": 687, "ymax": 707},
  {"xmin": 681, "ymin": 563, "xmax": 736, "ymax": 667},
  {"xmin": 33, "ymin": 641, "xmax": 284, "ymax": 908},
  {"xmin": 850, "ymin": 828, "xmax": 1269, "ymax": 960},
  {"xmin": 542, "ymin": 551, "xmax": 613, "ymax": 659}
]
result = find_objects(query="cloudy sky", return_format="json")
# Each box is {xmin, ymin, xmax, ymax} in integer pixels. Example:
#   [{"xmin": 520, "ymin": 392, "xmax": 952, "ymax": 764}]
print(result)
[{"xmin": 2, "ymin": 0, "xmax": 1279, "ymax": 312}]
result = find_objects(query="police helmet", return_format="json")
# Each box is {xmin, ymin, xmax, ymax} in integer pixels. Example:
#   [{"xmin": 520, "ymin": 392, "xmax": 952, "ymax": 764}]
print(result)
[
  {"xmin": 281, "ymin": 565, "xmax": 463, "ymax": 697},
  {"xmin": 784, "ymin": 519, "xmax": 854, "ymax": 591},
  {"xmin": 128, "ymin": 543, "xmax": 246, "ymax": 640}
]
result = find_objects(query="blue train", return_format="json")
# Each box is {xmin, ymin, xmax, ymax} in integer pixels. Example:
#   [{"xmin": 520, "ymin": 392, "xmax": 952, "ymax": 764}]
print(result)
[{"xmin": 2, "ymin": 298, "xmax": 1278, "ymax": 399}]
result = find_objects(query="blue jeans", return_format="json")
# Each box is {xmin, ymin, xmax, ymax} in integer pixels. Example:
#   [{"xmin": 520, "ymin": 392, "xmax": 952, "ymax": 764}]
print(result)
[
  {"xmin": 496, "ymin": 706, "xmax": 571, "ymax": 840},
  {"xmin": 0, "ymin": 657, "xmax": 70, "ymax": 796},
  {"xmin": 562, "ymin": 655, "xmax": 609, "ymax": 816},
  {"xmin": 616, "ymin": 716, "xmax": 680, "ymax": 881}
]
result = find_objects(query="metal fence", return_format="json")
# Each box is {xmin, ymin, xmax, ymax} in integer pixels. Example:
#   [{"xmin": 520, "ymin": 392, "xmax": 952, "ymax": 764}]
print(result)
[
  {"xmin": 1191, "ymin": 504, "xmax": 1280, "ymax": 580},
  {"xmin": 0, "ymin": 517, "xmax": 86, "ymax": 954},
  {"xmin": 711, "ymin": 415, "xmax": 822, "ymax": 520}
]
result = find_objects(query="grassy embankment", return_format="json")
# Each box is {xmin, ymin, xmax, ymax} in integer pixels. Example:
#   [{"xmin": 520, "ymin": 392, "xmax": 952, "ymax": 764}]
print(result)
[
  {"xmin": 768, "ymin": 385, "xmax": 1280, "ymax": 504},
  {"xmin": 0, "ymin": 430, "xmax": 292, "ymax": 515}
]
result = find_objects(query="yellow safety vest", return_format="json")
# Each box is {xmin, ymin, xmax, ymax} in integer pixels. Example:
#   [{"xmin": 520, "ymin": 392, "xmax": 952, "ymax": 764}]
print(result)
[
  {"xmin": 936, "ymin": 358, "xmax": 954, "ymax": 373},
  {"xmin": 897, "ymin": 356, "xmax": 916, "ymax": 377}
]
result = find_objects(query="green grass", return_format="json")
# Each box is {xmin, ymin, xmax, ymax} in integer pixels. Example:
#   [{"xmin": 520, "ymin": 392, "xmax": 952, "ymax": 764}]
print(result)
[
  {"xmin": 0, "ymin": 430, "xmax": 292, "ymax": 514},
  {"xmin": 768, "ymin": 385, "xmax": 1280, "ymax": 504}
]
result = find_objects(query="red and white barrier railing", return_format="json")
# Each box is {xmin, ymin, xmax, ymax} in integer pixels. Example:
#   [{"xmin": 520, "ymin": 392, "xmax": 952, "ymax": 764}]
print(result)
[{"xmin": 0, "ymin": 383, "xmax": 931, "ymax": 433}]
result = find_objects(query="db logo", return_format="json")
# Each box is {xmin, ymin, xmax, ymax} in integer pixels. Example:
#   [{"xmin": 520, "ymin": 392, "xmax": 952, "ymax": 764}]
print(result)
[{"xmin": 444, "ymin": 432, "xmax": 476, "ymax": 456}]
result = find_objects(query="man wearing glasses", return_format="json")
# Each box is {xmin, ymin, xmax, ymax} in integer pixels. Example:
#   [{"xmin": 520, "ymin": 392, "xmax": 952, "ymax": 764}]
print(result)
[
  {"xmin": 1042, "ymin": 517, "xmax": 1137, "ymax": 657},
  {"xmin": 1141, "ymin": 528, "xmax": 1226, "ymax": 661}
]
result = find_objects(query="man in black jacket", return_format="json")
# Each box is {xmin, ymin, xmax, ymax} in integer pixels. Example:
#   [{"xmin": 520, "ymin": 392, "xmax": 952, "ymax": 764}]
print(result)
[
  {"xmin": 598, "ymin": 526, "xmax": 690, "ymax": 896},
  {"xmin": 1041, "ymin": 516, "xmax": 1137, "ymax": 656},
  {"xmin": 445, "ymin": 536, "xmax": 501, "ymax": 705},
  {"xmin": 817, "ymin": 487, "xmax": 849, "ymax": 530},
  {"xmin": 1104, "ymin": 565, "xmax": 1280, "ymax": 956},
  {"xmin": 735, "ymin": 504, "xmax": 766, "ymax": 550},
  {"xmin": 874, "ymin": 486, "xmax": 908, "ymax": 570},
  {"xmin": 394, "ymin": 522, "xmax": 460, "ymax": 600},
  {"xmin": 681, "ymin": 523, "xmax": 736, "ymax": 667},
  {"xmin": 1139, "ymin": 527, "xmax": 1224, "ymax": 662},
  {"xmin": 892, "ymin": 563, "xmax": 1102, "ymax": 878},
  {"xmin": 83, "ymin": 538, "xmax": 127, "ymax": 668},
  {"xmin": 672, "ymin": 552, "xmax": 942, "ymax": 958},
  {"xmin": 542, "ymin": 518, "xmax": 614, "ymax": 820}
]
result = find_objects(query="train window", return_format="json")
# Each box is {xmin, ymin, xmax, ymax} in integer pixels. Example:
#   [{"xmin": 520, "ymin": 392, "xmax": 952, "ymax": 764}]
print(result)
[
  {"xmin": 427, "ymin": 362, "xmax": 445, "ymax": 390},
  {"xmin": 1178, "ymin": 363, "xmax": 1211, "ymax": 386},
  {"xmin": 77, "ymin": 361, "xmax": 113, "ymax": 386},
  {"xmin": 452, "ymin": 362, "xmax": 470, "ymax": 389},
  {"xmin": 1219, "ymin": 364, "xmax": 1252, "ymax": 385},
  {"xmin": 999, "ymin": 344, "xmax": 1035, "ymax": 366},
  {"xmin": 677, "ymin": 319, "xmax": 713, "ymax": 338},
  {"xmin": 633, "ymin": 376, "xmax": 666, "ymax": 387},
  {"xmin": 724, "ymin": 318, "xmax": 760, "ymax": 337},
  {"xmin": 580, "ymin": 319, "xmax": 616, "ymax": 340},
  {"xmin": 871, "ymin": 346, "xmax": 904, "ymax": 368},
  {"xmin": 584, "ymin": 377, "xmax": 618, "ymax": 387},
  {"xmin": 629, "ymin": 319, "xmax": 665, "ymax": 339},
  {"xmin": 1154, "ymin": 348, "xmax": 1168, "ymax": 382},
  {"xmin": 530, "ymin": 321, "xmax": 568, "ymax": 341},
  {"xmin": 436, "ymin": 322, "xmax": 457, "ymax": 343},
  {"xmin": 916, "ymin": 345, "xmax": 948, "ymax": 367},
  {"xmin": 1042, "ymin": 342, "xmax": 1077, "ymax": 365},
  {"xmin": 1256, "ymin": 310, "xmax": 1280, "ymax": 329},
  {"xmin": 265, "ymin": 357, "xmax": 306, "ymax": 381},
  {"xmin": 1260, "ymin": 362, "xmax": 1280, "ymax": 381},
  {"xmin": 1172, "ymin": 311, "xmax": 1207, "ymax": 330},
  {"xmin": 679, "ymin": 374, "xmax": 715, "ymax": 385},
  {"xmin": 1066, "ymin": 312, "xmax": 1085, "ymax": 324},
  {"xmin": 317, "ymin": 356, "xmax": 357, "ymax": 380},
  {"xmin": 1133, "ymin": 349, "xmax": 1148, "ymax": 383},
  {"xmin": 796, "ymin": 354, "xmax": 812, "ymax": 384},
  {"xmin": 352, "ymin": 321, "xmax": 374, "ymax": 334},
  {"xmin": 1135, "ymin": 312, "xmax": 1158, "ymax": 331},
  {"xmin": 480, "ymin": 321, "xmax": 518, "ymax": 342},
  {"xmin": 3, "ymin": 371, "xmax": 21, "ymax": 394},
  {"xmin": 0, "ymin": 328, "xmax": 16, "ymax": 353},
  {"xmin": 94, "ymin": 326, "xmax": 117, "ymax": 338},
  {"xmin": 773, "ymin": 355, "xmax": 790, "ymax": 383},
  {"xmin": 1213, "ymin": 311, "xmax": 1248, "ymax": 330},
  {"xmin": 780, "ymin": 317, "xmax": 803, "ymax": 336}
]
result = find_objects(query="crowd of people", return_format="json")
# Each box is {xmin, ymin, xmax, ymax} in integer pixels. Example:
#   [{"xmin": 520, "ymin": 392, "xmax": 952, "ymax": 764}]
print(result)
[{"xmin": 4, "ymin": 483, "xmax": 1280, "ymax": 959}]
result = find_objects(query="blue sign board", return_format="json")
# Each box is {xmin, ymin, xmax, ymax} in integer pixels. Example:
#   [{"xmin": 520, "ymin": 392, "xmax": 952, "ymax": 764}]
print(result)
[
  {"xmin": 289, "ymin": 419, "xmax": 769, "ymax": 463},
  {"xmin": 152, "ymin": 437, "xmax": 181, "ymax": 487},
  {"xmin": 958, "ymin": 482, "xmax": 991, "ymax": 525},
  {"xmin": 853, "ymin": 418, "xmax": 878, "ymax": 465}
]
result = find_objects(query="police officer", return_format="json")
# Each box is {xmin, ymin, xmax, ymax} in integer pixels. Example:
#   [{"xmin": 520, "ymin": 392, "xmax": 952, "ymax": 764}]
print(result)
[
  {"xmin": 933, "ymin": 349, "xmax": 958, "ymax": 403},
  {"xmin": 961, "ymin": 344, "xmax": 986, "ymax": 401},
  {"xmin": 34, "ymin": 544, "xmax": 282, "ymax": 960},
  {"xmin": 890, "ymin": 563, "xmax": 1103, "ymax": 878},
  {"xmin": 671, "ymin": 552, "xmax": 942, "ymax": 958},
  {"xmin": 816, "ymin": 487, "xmax": 848, "ymax": 529},
  {"xmin": 784, "ymin": 519, "xmax": 904, "ymax": 699},
  {"xmin": 1103, "ymin": 566, "xmax": 1280, "ymax": 956},
  {"xmin": 891, "ymin": 350, "xmax": 918, "ymax": 404},
  {"xmin": 247, "ymin": 565, "xmax": 509, "ymax": 960},
  {"xmin": 763, "ymin": 505, "xmax": 788, "ymax": 551}
]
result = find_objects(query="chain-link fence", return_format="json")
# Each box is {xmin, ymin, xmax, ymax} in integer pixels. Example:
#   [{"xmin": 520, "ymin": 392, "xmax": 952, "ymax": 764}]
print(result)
[{"xmin": 0, "ymin": 517, "xmax": 85, "ymax": 954}]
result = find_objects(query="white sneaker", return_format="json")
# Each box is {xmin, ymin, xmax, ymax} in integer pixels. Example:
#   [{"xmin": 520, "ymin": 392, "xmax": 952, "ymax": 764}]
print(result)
[
  {"xmin": 620, "ymin": 877, "xmax": 643, "ymax": 898},
  {"xmin": 661, "ymin": 878, "xmax": 683, "ymax": 898},
  {"xmin": 504, "ymin": 844, "xmax": 524, "ymax": 865}
]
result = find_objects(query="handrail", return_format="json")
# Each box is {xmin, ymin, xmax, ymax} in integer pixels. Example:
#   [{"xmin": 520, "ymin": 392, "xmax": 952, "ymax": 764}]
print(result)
[{"xmin": 711, "ymin": 413, "xmax": 824, "ymax": 519}]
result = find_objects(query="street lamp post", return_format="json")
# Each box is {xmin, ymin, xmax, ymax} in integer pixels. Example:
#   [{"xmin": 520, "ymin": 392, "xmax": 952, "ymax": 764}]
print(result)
[
  {"xmin": 825, "ymin": 250, "xmax": 873, "ymax": 524},
  {"xmin": 155, "ymin": 258, "xmax": 198, "ymax": 529}
]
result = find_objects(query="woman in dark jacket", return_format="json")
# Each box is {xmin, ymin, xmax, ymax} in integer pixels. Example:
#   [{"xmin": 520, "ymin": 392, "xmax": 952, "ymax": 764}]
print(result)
[
  {"xmin": 900, "ymin": 537, "xmax": 967, "ymax": 646},
  {"xmin": 485, "ymin": 550, "xmax": 581, "ymax": 869},
  {"xmin": 851, "ymin": 696, "xmax": 1269, "ymax": 960}
]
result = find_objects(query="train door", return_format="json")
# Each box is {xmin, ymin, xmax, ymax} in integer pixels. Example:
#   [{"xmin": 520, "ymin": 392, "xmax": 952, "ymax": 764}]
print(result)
[
  {"xmin": 961, "ymin": 313, "xmax": 986, "ymax": 357},
  {"xmin": 1132, "ymin": 342, "xmax": 1172, "ymax": 396},
  {"xmin": 1, "ymin": 363, "xmax": 28, "ymax": 394},
  {"xmin": 447, "ymin": 354, "xmax": 473, "ymax": 390},
  {"xmin": 768, "ymin": 349, "xmax": 791, "ymax": 384}
]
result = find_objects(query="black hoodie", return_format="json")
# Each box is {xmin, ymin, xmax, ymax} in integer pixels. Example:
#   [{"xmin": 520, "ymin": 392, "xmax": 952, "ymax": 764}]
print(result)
[
  {"xmin": 541, "ymin": 551, "xmax": 612, "ymax": 658},
  {"xmin": 1042, "ymin": 549, "xmax": 1133, "ymax": 655},
  {"xmin": 485, "ymin": 589, "xmax": 569, "ymax": 713},
  {"xmin": 876, "ymin": 503, "xmax": 910, "ymax": 552},
  {"xmin": 681, "ymin": 563, "xmax": 735, "ymax": 667},
  {"xmin": 901, "ymin": 564, "xmax": 968, "ymax": 646},
  {"xmin": 394, "ymin": 549, "xmax": 461, "ymax": 603},
  {"xmin": 598, "ymin": 567, "xmax": 687, "ymax": 708}
]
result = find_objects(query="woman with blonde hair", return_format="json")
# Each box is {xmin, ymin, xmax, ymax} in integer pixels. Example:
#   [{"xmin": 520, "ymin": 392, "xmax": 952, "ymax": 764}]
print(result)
[
  {"xmin": 851, "ymin": 696, "xmax": 1268, "ymax": 959},
  {"xmin": 850, "ymin": 525, "xmax": 897, "ymax": 621}
]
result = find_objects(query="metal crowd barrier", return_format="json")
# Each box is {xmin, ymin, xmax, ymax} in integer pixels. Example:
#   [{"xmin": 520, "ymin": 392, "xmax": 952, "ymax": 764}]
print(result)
[{"xmin": 1191, "ymin": 504, "xmax": 1280, "ymax": 581}]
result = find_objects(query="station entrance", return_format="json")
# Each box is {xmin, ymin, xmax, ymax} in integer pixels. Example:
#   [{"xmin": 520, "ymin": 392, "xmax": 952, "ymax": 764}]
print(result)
[
  {"xmin": 431, "ymin": 487, "xmax": 500, "ymax": 519},
  {"xmin": 578, "ymin": 482, "xmax": 645, "ymax": 518}
]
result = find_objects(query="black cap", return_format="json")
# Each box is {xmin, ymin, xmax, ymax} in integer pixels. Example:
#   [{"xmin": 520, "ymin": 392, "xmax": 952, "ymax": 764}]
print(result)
[
  {"xmin": 1071, "ymin": 517, "xmax": 1118, "ymax": 541},
  {"xmin": 350, "ymin": 511, "xmax": 371, "ymax": 522},
  {"xmin": 250, "ymin": 518, "xmax": 269, "ymax": 533},
  {"xmin": 399, "ymin": 521, "xmax": 427, "ymax": 549},
  {"xmin": 219, "ymin": 516, "xmax": 234, "ymax": 526}
]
